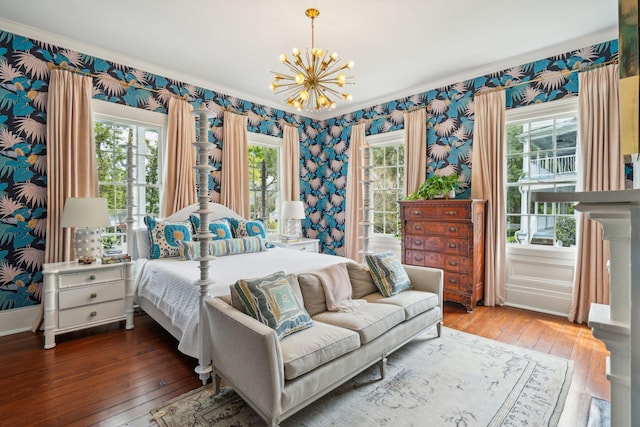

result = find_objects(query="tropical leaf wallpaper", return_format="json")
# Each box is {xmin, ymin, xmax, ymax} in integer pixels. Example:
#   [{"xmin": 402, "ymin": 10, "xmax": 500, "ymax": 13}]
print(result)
[{"xmin": 0, "ymin": 25, "xmax": 621, "ymax": 311}]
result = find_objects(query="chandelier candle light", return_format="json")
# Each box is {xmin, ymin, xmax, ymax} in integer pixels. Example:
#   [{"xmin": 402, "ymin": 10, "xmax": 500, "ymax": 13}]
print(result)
[{"xmin": 270, "ymin": 8, "xmax": 355, "ymax": 112}]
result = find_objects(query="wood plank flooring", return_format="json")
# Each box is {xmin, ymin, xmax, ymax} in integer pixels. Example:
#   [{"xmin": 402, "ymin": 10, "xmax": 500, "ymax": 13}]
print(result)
[{"xmin": 0, "ymin": 303, "xmax": 609, "ymax": 426}]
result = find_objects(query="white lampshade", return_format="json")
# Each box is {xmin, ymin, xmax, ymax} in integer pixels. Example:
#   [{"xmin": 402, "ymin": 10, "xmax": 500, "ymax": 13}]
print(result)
[
  {"xmin": 281, "ymin": 201, "xmax": 306, "ymax": 219},
  {"xmin": 61, "ymin": 197, "xmax": 111, "ymax": 261}
]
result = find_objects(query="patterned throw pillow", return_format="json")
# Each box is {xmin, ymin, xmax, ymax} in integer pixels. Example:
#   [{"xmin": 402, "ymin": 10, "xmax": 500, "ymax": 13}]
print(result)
[
  {"xmin": 144, "ymin": 216, "xmax": 193, "ymax": 259},
  {"xmin": 234, "ymin": 271, "xmax": 313, "ymax": 339},
  {"xmin": 177, "ymin": 236, "xmax": 267, "ymax": 260},
  {"xmin": 227, "ymin": 217, "xmax": 267, "ymax": 238},
  {"xmin": 189, "ymin": 215, "xmax": 233, "ymax": 240},
  {"xmin": 364, "ymin": 252, "xmax": 412, "ymax": 297}
]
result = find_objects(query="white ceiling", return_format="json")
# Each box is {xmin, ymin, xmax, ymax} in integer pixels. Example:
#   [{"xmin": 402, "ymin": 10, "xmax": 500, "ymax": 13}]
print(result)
[{"xmin": 0, "ymin": 0, "xmax": 619, "ymax": 119}]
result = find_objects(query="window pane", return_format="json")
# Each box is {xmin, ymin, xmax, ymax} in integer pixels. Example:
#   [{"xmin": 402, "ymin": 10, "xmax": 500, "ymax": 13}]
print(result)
[
  {"xmin": 371, "ymin": 143, "xmax": 404, "ymax": 237},
  {"xmin": 248, "ymin": 144, "xmax": 280, "ymax": 234}
]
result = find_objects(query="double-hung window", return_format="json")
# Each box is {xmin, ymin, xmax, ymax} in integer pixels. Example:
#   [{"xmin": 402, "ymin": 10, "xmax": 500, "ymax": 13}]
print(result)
[
  {"xmin": 369, "ymin": 131, "xmax": 405, "ymax": 240},
  {"xmin": 505, "ymin": 98, "xmax": 578, "ymax": 248},
  {"xmin": 93, "ymin": 101, "xmax": 166, "ymax": 251},
  {"xmin": 247, "ymin": 133, "xmax": 282, "ymax": 236}
]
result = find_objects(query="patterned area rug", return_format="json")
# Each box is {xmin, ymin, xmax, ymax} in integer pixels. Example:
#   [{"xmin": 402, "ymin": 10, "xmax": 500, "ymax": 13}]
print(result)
[{"xmin": 151, "ymin": 327, "xmax": 573, "ymax": 427}]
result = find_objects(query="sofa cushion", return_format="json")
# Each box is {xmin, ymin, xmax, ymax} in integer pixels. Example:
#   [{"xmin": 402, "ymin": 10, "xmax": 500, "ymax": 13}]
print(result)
[
  {"xmin": 297, "ymin": 272, "xmax": 327, "ymax": 316},
  {"xmin": 365, "ymin": 252, "xmax": 412, "ymax": 297},
  {"xmin": 280, "ymin": 321, "xmax": 360, "ymax": 381},
  {"xmin": 364, "ymin": 290, "xmax": 439, "ymax": 320},
  {"xmin": 345, "ymin": 262, "xmax": 378, "ymax": 299},
  {"xmin": 313, "ymin": 303, "xmax": 405, "ymax": 344},
  {"xmin": 233, "ymin": 271, "xmax": 313, "ymax": 339}
]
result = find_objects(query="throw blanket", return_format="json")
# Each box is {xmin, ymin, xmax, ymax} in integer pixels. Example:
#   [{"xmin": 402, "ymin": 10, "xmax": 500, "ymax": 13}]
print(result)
[{"xmin": 311, "ymin": 264, "xmax": 366, "ymax": 312}]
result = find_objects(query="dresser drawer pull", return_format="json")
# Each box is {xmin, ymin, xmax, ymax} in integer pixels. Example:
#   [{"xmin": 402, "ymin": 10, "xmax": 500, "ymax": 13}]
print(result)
[
  {"xmin": 414, "ymin": 225, "xmax": 423, "ymax": 230},
  {"xmin": 300, "ymin": 247, "xmax": 307, "ymax": 251},
  {"xmin": 414, "ymin": 256, "xmax": 423, "ymax": 261},
  {"xmin": 89, "ymin": 275, "xmax": 96, "ymax": 280},
  {"xmin": 448, "ymin": 278, "xmax": 458, "ymax": 284},
  {"xmin": 90, "ymin": 311, "xmax": 97, "ymax": 317},
  {"xmin": 446, "ymin": 211, "xmax": 457, "ymax": 216},
  {"xmin": 90, "ymin": 293, "xmax": 97, "ymax": 299},
  {"xmin": 448, "ymin": 243, "xmax": 458, "ymax": 248},
  {"xmin": 448, "ymin": 227, "xmax": 457, "ymax": 232},
  {"xmin": 412, "ymin": 210, "xmax": 421, "ymax": 215},
  {"xmin": 414, "ymin": 239, "xmax": 422, "ymax": 245},
  {"xmin": 448, "ymin": 261, "xmax": 458, "ymax": 266}
]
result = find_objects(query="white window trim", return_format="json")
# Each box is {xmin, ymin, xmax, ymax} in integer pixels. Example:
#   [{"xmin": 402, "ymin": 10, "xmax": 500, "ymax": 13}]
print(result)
[{"xmin": 247, "ymin": 132, "xmax": 283, "ymax": 237}]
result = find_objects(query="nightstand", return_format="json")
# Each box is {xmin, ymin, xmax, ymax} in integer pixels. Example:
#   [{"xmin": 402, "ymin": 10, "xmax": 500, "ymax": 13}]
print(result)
[
  {"xmin": 271, "ymin": 238, "xmax": 319, "ymax": 253},
  {"xmin": 43, "ymin": 261, "xmax": 135, "ymax": 349}
]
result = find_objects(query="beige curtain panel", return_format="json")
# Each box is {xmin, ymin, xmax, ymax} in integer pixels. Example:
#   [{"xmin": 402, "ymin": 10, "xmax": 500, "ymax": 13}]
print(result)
[
  {"xmin": 221, "ymin": 111, "xmax": 249, "ymax": 218},
  {"xmin": 45, "ymin": 69, "xmax": 97, "ymax": 263},
  {"xmin": 471, "ymin": 90, "xmax": 506, "ymax": 306},
  {"xmin": 570, "ymin": 64, "xmax": 624, "ymax": 324},
  {"xmin": 344, "ymin": 123, "xmax": 365, "ymax": 261},
  {"xmin": 404, "ymin": 108, "xmax": 427, "ymax": 196},
  {"xmin": 282, "ymin": 124, "xmax": 301, "ymax": 202},
  {"xmin": 162, "ymin": 97, "xmax": 196, "ymax": 218}
]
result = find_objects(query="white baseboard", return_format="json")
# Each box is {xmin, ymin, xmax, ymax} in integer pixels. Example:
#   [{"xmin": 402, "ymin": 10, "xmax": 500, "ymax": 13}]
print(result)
[{"xmin": 0, "ymin": 305, "xmax": 42, "ymax": 337}]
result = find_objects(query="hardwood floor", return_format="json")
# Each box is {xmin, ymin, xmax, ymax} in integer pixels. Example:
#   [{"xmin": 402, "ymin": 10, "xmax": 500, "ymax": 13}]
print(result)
[{"xmin": 0, "ymin": 304, "xmax": 609, "ymax": 426}]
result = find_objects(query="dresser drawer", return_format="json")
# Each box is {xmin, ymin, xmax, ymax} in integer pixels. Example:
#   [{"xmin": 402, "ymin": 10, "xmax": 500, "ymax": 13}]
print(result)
[
  {"xmin": 58, "ymin": 281, "xmax": 125, "ymax": 310},
  {"xmin": 443, "ymin": 255, "xmax": 469, "ymax": 273},
  {"xmin": 405, "ymin": 250, "xmax": 444, "ymax": 268},
  {"xmin": 406, "ymin": 222, "xmax": 444, "ymax": 235},
  {"xmin": 443, "ymin": 239, "xmax": 469, "ymax": 256},
  {"xmin": 403, "ymin": 203, "xmax": 471, "ymax": 220},
  {"xmin": 58, "ymin": 267, "xmax": 124, "ymax": 288},
  {"xmin": 58, "ymin": 299, "xmax": 125, "ymax": 329},
  {"xmin": 404, "ymin": 236, "xmax": 444, "ymax": 252},
  {"xmin": 444, "ymin": 272, "xmax": 472, "ymax": 293}
]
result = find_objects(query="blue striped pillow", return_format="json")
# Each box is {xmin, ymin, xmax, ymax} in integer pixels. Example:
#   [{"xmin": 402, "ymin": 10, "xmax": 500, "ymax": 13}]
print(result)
[
  {"xmin": 178, "ymin": 236, "xmax": 267, "ymax": 260},
  {"xmin": 365, "ymin": 252, "xmax": 412, "ymax": 297}
]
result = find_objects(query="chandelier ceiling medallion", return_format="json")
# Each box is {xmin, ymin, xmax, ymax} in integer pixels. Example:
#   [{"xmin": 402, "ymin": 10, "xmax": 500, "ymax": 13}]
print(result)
[{"xmin": 270, "ymin": 8, "xmax": 355, "ymax": 112}]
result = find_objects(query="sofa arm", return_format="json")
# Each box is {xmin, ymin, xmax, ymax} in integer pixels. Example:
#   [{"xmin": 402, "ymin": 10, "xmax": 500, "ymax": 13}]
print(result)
[
  {"xmin": 205, "ymin": 297, "xmax": 284, "ymax": 419},
  {"xmin": 403, "ymin": 264, "xmax": 443, "ymax": 303}
]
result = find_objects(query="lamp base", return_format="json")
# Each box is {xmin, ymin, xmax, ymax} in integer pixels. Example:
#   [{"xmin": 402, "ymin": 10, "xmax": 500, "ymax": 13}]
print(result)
[
  {"xmin": 285, "ymin": 219, "xmax": 302, "ymax": 239},
  {"xmin": 74, "ymin": 227, "xmax": 103, "ymax": 262}
]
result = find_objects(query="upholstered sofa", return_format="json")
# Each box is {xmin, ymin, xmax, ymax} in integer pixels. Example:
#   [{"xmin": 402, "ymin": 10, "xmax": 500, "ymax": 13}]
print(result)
[{"xmin": 205, "ymin": 262, "xmax": 443, "ymax": 427}]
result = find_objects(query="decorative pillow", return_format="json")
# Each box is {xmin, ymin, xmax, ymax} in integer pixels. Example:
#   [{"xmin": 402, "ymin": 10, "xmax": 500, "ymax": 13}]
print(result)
[
  {"xmin": 189, "ymin": 215, "xmax": 233, "ymax": 240},
  {"xmin": 177, "ymin": 236, "xmax": 267, "ymax": 260},
  {"xmin": 364, "ymin": 252, "xmax": 412, "ymax": 297},
  {"xmin": 144, "ymin": 216, "xmax": 193, "ymax": 259},
  {"xmin": 227, "ymin": 217, "xmax": 267, "ymax": 238},
  {"xmin": 345, "ymin": 262, "xmax": 378, "ymax": 299},
  {"xmin": 234, "ymin": 271, "xmax": 313, "ymax": 339}
]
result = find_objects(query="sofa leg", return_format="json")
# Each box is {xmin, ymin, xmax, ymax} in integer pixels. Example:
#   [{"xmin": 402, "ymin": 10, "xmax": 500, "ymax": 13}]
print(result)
[
  {"xmin": 437, "ymin": 321, "xmax": 442, "ymax": 337},
  {"xmin": 378, "ymin": 355, "xmax": 388, "ymax": 379},
  {"xmin": 213, "ymin": 372, "xmax": 222, "ymax": 395}
]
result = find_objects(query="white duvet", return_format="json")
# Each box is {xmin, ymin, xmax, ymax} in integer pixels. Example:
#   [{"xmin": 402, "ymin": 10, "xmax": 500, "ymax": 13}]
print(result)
[{"xmin": 134, "ymin": 247, "xmax": 350, "ymax": 357}]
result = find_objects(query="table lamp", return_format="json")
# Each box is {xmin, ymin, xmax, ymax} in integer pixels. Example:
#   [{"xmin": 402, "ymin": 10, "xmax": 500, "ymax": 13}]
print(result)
[
  {"xmin": 60, "ymin": 197, "xmax": 111, "ymax": 262},
  {"xmin": 281, "ymin": 201, "xmax": 306, "ymax": 239}
]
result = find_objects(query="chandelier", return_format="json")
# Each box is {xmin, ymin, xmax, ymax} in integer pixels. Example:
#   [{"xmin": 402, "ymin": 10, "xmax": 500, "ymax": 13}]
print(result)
[{"xmin": 270, "ymin": 8, "xmax": 355, "ymax": 112}]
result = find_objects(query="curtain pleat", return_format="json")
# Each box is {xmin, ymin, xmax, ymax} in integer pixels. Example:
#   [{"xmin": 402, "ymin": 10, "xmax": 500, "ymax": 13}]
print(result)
[
  {"xmin": 471, "ymin": 90, "xmax": 506, "ymax": 306},
  {"xmin": 282, "ymin": 124, "xmax": 300, "ymax": 201},
  {"xmin": 162, "ymin": 97, "xmax": 196, "ymax": 218},
  {"xmin": 569, "ymin": 64, "xmax": 624, "ymax": 323},
  {"xmin": 45, "ymin": 69, "xmax": 96, "ymax": 263},
  {"xmin": 404, "ymin": 108, "xmax": 427, "ymax": 196},
  {"xmin": 344, "ymin": 123, "xmax": 365, "ymax": 261},
  {"xmin": 221, "ymin": 111, "xmax": 249, "ymax": 218}
]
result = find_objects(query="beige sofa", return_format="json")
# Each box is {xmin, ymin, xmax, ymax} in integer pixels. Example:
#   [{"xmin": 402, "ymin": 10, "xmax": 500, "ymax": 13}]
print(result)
[{"xmin": 205, "ymin": 263, "xmax": 443, "ymax": 427}]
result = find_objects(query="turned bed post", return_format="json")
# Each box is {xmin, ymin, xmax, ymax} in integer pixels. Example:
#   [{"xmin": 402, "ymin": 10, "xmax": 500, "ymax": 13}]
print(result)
[{"xmin": 192, "ymin": 107, "xmax": 216, "ymax": 384}]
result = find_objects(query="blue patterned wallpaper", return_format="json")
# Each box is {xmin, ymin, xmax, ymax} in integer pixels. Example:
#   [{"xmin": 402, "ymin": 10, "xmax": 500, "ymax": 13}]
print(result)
[{"xmin": 0, "ymin": 25, "xmax": 620, "ymax": 311}]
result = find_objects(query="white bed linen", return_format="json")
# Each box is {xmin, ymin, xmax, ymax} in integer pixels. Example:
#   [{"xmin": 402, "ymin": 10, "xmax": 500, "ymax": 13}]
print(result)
[{"xmin": 135, "ymin": 247, "xmax": 351, "ymax": 357}]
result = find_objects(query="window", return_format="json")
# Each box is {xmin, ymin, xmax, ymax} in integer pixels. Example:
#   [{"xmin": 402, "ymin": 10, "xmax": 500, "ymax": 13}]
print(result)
[
  {"xmin": 505, "ymin": 98, "xmax": 577, "ymax": 247},
  {"xmin": 248, "ymin": 133, "xmax": 282, "ymax": 235},
  {"xmin": 93, "ymin": 101, "xmax": 166, "ymax": 251},
  {"xmin": 369, "ymin": 131, "xmax": 405, "ymax": 238}
]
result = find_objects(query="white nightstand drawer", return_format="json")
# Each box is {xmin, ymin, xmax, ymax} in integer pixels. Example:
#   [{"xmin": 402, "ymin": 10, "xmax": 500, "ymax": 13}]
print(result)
[
  {"xmin": 58, "ymin": 281, "xmax": 125, "ymax": 310},
  {"xmin": 293, "ymin": 241, "xmax": 317, "ymax": 252},
  {"xmin": 58, "ymin": 267, "xmax": 124, "ymax": 288},
  {"xmin": 271, "ymin": 238, "xmax": 319, "ymax": 253},
  {"xmin": 58, "ymin": 299, "xmax": 126, "ymax": 329}
]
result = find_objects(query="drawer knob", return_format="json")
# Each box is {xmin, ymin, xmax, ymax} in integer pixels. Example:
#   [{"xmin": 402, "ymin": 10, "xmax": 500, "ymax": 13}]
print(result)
[
  {"xmin": 446, "ymin": 211, "xmax": 457, "ymax": 216},
  {"xmin": 415, "ymin": 225, "xmax": 422, "ymax": 230},
  {"xmin": 448, "ymin": 261, "xmax": 458, "ymax": 266},
  {"xmin": 448, "ymin": 278, "xmax": 458, "ymax": 284},
  {"xmin": 90, "ymin": 311, "xmax": 97, "ymax": 317},
  {"xmin": 300, "ymin": 247, "xmax": 306, "ymax": 251},
  {"xmin": 412, "ymin": 210, "xmax": 421, "ymax": 215},
  {"xmin": 90, "ymin": 293, "xmax": 97, "ymax": 298},
  {"xmin": 448, "ymin": 243, "xmax": 457, "ymax": 248},
  {"xmin": 89, "ymin": 275, "xmax": 96, "ymax": 280},
  {"xmin": 449, "ymin": 227, "xmax": 457, "ymax": 232},
  {"xmin": 415, "ymin": 256, "xmax": 423, "ymax": 261},
  {"xmin": 414, "ymin": 239, "xmax": 422, "ymax": 245}
]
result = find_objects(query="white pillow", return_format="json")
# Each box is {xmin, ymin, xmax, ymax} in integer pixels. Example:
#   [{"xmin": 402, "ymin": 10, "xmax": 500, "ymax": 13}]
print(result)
[{"xmin": 134, "ymin": 227, "xmax": 151, "ymax": 259}]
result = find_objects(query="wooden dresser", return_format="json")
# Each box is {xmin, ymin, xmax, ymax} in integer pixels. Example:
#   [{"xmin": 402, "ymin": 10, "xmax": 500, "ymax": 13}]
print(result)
[{"xmin": 399, "ymin": 199, "xmax": 486, "ymax": 312}]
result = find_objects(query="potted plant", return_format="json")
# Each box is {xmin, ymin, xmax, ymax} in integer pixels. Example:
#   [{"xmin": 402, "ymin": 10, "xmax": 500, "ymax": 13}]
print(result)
[{"xmin": 406, "ymin": 173, "xmax": 460, "ymax": 200}]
